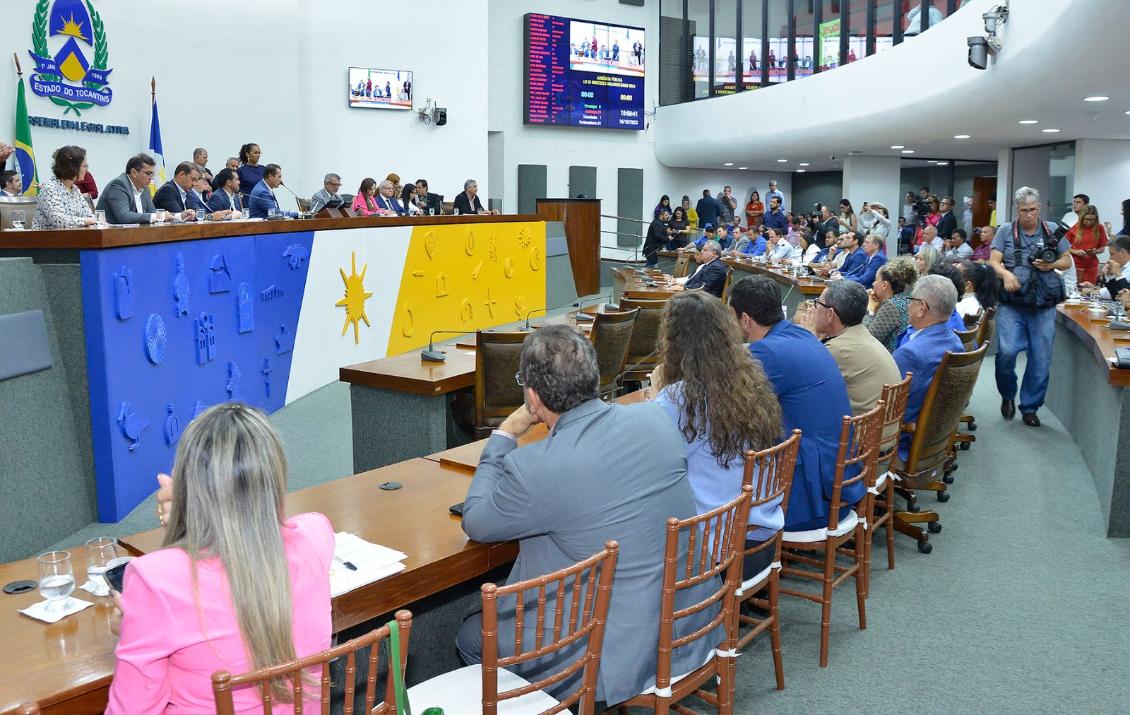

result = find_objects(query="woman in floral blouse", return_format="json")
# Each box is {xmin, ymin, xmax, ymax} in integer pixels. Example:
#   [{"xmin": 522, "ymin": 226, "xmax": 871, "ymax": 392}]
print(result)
[
  {"xmin": 32, "ymin": 145, "xmax": 96, "ymax": 229},
  {"xmin": 864, "ymin": 255, "xmax": 919, "ymax": 352}
]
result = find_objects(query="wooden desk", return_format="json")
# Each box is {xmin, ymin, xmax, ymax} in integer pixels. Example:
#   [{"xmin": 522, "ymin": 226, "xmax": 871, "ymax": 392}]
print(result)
[
  {"xmin": 3, "ymin": 458, "xmax": 516, "ymax": 714},
  {"xmin": 1055, "ymin": 304, "xmax": 1130, "ymax": 387}
]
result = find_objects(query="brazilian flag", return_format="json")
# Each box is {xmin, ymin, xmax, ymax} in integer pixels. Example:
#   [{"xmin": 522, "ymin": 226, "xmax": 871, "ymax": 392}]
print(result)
[{"xmin": 13, "ymin": 75, "xmax": 39, "ymax": 196}]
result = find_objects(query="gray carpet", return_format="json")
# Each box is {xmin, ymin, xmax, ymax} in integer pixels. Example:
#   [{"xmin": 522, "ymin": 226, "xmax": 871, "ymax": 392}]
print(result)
[{"xmin": 44, "ymin": 358, "xmax": 1130, "ymax": 712}]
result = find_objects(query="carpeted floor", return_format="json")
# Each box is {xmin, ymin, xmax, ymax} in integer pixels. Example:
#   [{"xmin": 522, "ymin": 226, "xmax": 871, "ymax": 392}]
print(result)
[{"xmin": 47, "ymin": 360, "xmax": 1130, "ymax": 712}]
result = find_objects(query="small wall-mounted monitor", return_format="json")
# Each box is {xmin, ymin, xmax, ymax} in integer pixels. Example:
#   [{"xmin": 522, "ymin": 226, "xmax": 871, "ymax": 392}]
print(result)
[{"xmin": 348, "ymin": 67, "xmax": 413, "ymax": 110}]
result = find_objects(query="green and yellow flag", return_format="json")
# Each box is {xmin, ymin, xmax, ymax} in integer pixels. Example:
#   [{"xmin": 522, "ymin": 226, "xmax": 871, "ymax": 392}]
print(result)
[{"xmin": 13, "ymin": 71, "xmax": 40, "ymax": 196}]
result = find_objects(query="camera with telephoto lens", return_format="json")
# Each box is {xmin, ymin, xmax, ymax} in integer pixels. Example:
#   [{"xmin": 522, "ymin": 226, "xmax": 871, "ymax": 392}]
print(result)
[{"xmin": 1029, "ymin": 222, "xmax": 1070, "ymax": 264}]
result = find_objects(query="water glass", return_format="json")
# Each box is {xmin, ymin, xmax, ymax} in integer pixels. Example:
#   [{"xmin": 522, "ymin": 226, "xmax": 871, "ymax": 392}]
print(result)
[
  {"xmin": 10, "ymin": 209, "xmax": 26, "ymax": 230},
  {"xmin": 268, "ymin": 207, "xmax": 280, "ymax": 219},
  {"xmin": 94, "ymin": 209, "xmax": 106, "ymax": 226},
  {"xmin": 429, "ymin": 207, "xmax": 435, "ymax": 216},
  {"xmin": 84, "ymin": 536, "xmax": 118, "ymax": 596},
  {"xmin": 241, "ymin": 208, "xmax": 250, "ymax": 220},
  {"xmin": 37, "ymin": 550, "xmax": 75, "ymax": 612},
  {"xmin": 453, "ymin": 207, "xmax": 460, "ymax": 216},
  {"xmin": 153, "ymin": 209, "xmax": 168, "ymax": 223}
]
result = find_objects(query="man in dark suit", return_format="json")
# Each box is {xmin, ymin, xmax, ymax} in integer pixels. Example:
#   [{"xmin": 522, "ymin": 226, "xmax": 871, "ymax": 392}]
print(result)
[
  {"xmin": 206, "ymin": 168, "xmax": 242, "ymax": 218},
  {"xmin": 1, "ymin": 170, "xmax": 19, "ymax": 197},
  {"xmin": 97, "ymin": 153, "xmax": 186, "ymax": 224},
  {"xmin": 682, "ymin": 239, "xmax": 727, "ymax": 297},
  {"xmin": 695, "ymin": 188, "xmax": 721, "ymax": 230},
  {"xmin": 642, "ymin": 207, "xmax": 670, "ymax": 266},
  {"xmin": 730, "ymin": 275, "xmax": 862, "ymax": 530},
  {"xmin": 414, "ymin": 178, "xmax": 443, "ymax": 215},
  {"xmin": 248, "ymin": 164, "xmax": 298, "ymax": 219},
  {"xmin": 453, "ymin": 178, "xmax": 489, "ymax": 215},
  {"xmin": 834, "ymin": 230, "xmax": 867, "ymax": 278},
  {"xmin": 373, "ymin": 179, "xmax": 406, "ymax": 214},
  {"xmin": 457, "ymin": 325, "xmax": 720, "ymax": 706},
  {"xmin": 936, "ymin": 196, "xmax": 958, "ymax": 241},
  {"xmin": 843, "ymin": 233, "xmax": 887, "ymax": 288},
  {"xmin": 153, "ymin": 162, "xmax": 201, "ymax": 219}
]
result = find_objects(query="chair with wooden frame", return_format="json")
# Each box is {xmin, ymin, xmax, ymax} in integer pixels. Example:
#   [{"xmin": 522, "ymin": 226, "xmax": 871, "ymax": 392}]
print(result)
[
  {"xmin": 471, "ymin": 330, "xmax": 528, "ymax": 438},
  {"xmin": 720, "ymin": 267, "xmax": 736, "ymax": 302},
  {"xmin": 211, "ymin": 610, "xmax": 412, "ymax": 715},
  {"xmin": 779, "ymin": 402, "xmax": 884, "ymax": 668},
  {"xmin": 673, "ymin": 251, "xmax": 692, "ymax": 278},
  {"xmin": 618, "ymin": 298, "xmax": 667, "ymax": 383},
  {"xmin": 614, "ymin": 486, "xmax": 752, "ymax": 713},
  {"xmin": 590, "ymin": 308, "xmax": 639, "ymax": 399},
  {"xmin": 955, "ymin": 306, "xmax": 997, "ymax": 442},
  {"xmin": 861, "ymin": 375, "xmax": 913, "ymax": 596},
  {"xmin": 734, "ymin": 430, "xmax": 801, "ymax": 690},
  {"xmin": 954, "ymin": 325, "xmax": 979, "ymax": 351},
  {"xmin": 407, "ymin": 542, "xmax": 619, "ymax": 714},
  {"xmin": 892, "ymin": 343, "xmax": 988, "ymax": 554}
]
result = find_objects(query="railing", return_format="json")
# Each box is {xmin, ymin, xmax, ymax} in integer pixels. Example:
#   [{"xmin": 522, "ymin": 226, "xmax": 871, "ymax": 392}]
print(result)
[{"xmin": 600, "ymin": 213, "xmax": 649, "ymax": 263}]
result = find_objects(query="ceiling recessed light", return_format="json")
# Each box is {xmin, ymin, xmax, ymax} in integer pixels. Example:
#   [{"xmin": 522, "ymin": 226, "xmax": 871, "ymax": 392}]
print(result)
[
  {"xmin": 776, "ymin": 159, "xmax": 788, "ymax": 163},
  {"xmin": 723, "ymin": 162, "xmax": 734, "ymax": 166},
  {"xmin": 954, "ymin": 134, "xmax": 971, "ymax": 139},
  {"xmin": 799, "ymin": 162, "xmax": 810, "ymax": 167},
  {"xmin": 1124, "ymin": 110, "xmax": 1130, "ymax": 116},
  {"xmin": 935, "ymin": 161, "xmax": 949, "ymax": 166},
  {"xmin": 901, "ymin": 149, "xmax": 915, "ymax": 154},
  {"xmin": 1084, "ymin": 96, "xmax": 1110, "ymax": 102},
  {"xmin": 890, "ymin": 145, "xmax": 904, "ymax": 149},
  {"xmin": 1018, "ymin": 119, "xmax": 1038, "ymax": 125},
  {"xmin": 738, "ymin": 166, "xmax": 748, "ymax": 170},
  {"xmin": 1042, "ymin": 128, "xmax": 1061, "ymax": 133},
  {"xmin": 796, "ymin": 169, "xmax": 806, "ymax": 173}
]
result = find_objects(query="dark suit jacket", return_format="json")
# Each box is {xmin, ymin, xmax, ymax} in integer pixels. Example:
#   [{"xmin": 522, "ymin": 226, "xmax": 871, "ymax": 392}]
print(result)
[
  {"xmin": 417, "ymin": 192, "xmax": 443, "ymax": 215},
  {"xmin": 373, "ymin": 193, "xmax": 405, "ymax": 215},
  {"xmin": 684, "ymin": 257, "xmax": 727, "ymax": 297},
  {"xmin": 838, "ymin": 248, "xmax": 867, "ymax": 277},
  {"xmin": 844, "ymin": 252, "xmax": 887, "ymax": 288},
  {"xmin": 463, "ymin": 399, "xmax": 719, "ymax": 704},
  {"xmin": 453, "ymin": 191, "xmax": 483, "ymax": 215},
  {"xmin": 936, "ymin": 211, "xmax": 957, "ymax": 240},
  {"xmin": 96, "ymin": 173, "xmax": 156, "ymax": 224},
  {"xmin": 153, "ymin": 181, "xmax": 187, "ymax": 214},
  {"xmin": 642, "ymin": 217, "xmax": 669, "ymax": 262},
  {"xmin": 206, "ymin": 189, "xmax": 243, "ymax": 213}
]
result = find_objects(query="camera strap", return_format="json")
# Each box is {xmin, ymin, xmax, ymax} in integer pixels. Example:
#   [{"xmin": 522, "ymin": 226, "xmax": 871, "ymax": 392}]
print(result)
[{"xmin": 1009, "ymin": 218, "xmax": 1055, "ymax": 267}]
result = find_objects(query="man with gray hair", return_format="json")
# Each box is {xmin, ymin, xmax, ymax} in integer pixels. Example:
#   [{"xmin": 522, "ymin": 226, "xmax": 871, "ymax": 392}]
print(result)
[
  {"xmin": 988, "ymin": 185, "xmax": 1072, "ymax": 426},
  {"xmin": 308, "ymin": 173, "xmax": 343, "ymax": 214},
  {"xmin": 374, "ymin": 178, "xmax": 405, "ymax": 214},
  {"xmin": 191, "ymin": 148, "xmax": 212, "ymax": 199},
  {"xmin": 799, "ymin": 280, "xmax": 900, "ymax": 415},
  {"xmin": 453, "ymin": 178, "xmax": 488, "ymax": 215},
  {"xmin": 457, "ymin": 325, "xmax": 719, "ymax": 705},
  {"xmin": 681, "ymin": 238, "xmax": 727, "ymax": 297},
  {"xmin": 892, "ymin": 274, "xmax": 965, "ymax": 457}
]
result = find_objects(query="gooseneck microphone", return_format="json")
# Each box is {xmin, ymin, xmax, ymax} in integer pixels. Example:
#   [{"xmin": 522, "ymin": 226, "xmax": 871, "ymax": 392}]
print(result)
[
  {"xmin": 572, "ymin": 292, "xmax": 615, "ymax": 322},
  {"xmin": 421, "ymin": 329, "xmax": 469, "ymax": 362},
  {"xmin": 613, "ymin": 349, "xmax": 658, "ymax": 386},
  {"xmin": 523, "ymin": 307, "xmax": 547, "ymax": 329}
]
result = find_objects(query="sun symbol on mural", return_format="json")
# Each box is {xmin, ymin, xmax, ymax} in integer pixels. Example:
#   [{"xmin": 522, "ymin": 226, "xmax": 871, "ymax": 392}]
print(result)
[{"xmin": 335, "ymin": 251, "xmax": 373, "ymax": 344}]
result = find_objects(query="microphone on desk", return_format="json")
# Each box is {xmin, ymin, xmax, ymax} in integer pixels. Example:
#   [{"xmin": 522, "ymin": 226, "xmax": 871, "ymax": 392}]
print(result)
[
  {"xmin": 421, "ymin": 329, "xmax": 468, "ymax": 362},
  {"xmin": 279, "ymin": 182, "xmax": 309, "ymax": 216},
  {"xmin": 612, "ymin": 349, "xmax": 658, "ymax": 387},
  {"xmin": 572, "ymin": 292, "xmax": 615, "ymax": 322},
  {"xmin": 523, "ymin": 307, "xmax": 547, "ymax": 330}
]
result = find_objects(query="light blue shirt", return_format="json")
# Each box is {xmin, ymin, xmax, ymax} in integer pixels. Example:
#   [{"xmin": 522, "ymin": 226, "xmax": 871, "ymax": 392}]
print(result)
[
  {"xmin": 655, "ymin": 381, "xmax": 783, "ymax": 540},
  {"xmin": 765, "ymin": 189, "xmax": 785, "ymax": 210}
]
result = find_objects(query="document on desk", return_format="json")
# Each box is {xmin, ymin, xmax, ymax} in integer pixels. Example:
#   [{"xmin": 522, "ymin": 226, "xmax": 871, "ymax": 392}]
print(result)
[{"xmin": 330, "ymin": 532, "xmax": 408, "ymax": 598}]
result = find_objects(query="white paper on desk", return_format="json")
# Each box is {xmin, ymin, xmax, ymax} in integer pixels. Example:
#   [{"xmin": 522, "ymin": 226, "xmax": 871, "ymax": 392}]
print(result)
[{"xmin": 330, "ymin": 532, "xmax": 408, "ymax": 598}]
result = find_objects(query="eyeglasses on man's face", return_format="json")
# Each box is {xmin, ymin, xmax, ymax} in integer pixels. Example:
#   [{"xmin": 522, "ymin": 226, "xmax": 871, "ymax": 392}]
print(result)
[{"xmin": 909, "ymin": 296, "xmax": 930, "ymax": 312}]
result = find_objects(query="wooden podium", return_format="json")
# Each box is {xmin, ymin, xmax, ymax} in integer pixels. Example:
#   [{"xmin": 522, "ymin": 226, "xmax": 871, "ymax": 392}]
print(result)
[{"xmin": 536, "ymin": 198, "xmax": 600, "ymax": 297}]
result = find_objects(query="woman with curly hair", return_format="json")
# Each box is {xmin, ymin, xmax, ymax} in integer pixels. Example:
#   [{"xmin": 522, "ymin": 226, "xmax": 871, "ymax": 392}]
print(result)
[
  {"xmin": 864, "ymin": 255, "xmax": 918, "ymax": 352},
  {"xmin": 652, "ymin": 290, "xmax": 784, "ymax": 576}
]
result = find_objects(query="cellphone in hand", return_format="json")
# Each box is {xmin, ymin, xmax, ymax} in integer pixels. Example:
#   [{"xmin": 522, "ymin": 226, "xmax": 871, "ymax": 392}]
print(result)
[
  {"xmin": 104, "ymin": 558, "xmax": 131, "ymax": 593},
  {"xmin": 449, "ymin": 502, "xmax": 465, "ymax": 517}
]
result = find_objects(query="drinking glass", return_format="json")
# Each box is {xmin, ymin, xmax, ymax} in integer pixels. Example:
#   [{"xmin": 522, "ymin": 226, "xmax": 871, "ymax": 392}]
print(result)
[
  {"xmin": 241, "ymin": 208, "xmax": 250, "ymax": 220},
  {"xmin": 37, "ymin": 551, "xmax": 75, "ymax": 612},
  {"xmin": 11, "ymin": 209, "xmax": 26, "ymax": 230},
  {"xmin": 153, "ymin": 209, "xmax": 167, "ymax": 223},
  {"xmin": 453, "ymin": 207, "xmax": 460, "ymax": 216},
  {"xmin": 268, "ymin": 207, "xmax": 280, "ymax": 219},
  {"xmin": 84, "ymin": 537, "xmax": 118, "ymax": 596},
  {"xmin": 94, "ymin": 210, "xmax": 106, "ymax": 226},
  {"xmin": 428, "ymin": 208, "xmax": 435, "ymax": 216}
]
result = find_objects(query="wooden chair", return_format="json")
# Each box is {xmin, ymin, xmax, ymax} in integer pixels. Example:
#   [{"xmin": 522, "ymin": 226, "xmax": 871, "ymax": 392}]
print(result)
[
  {"xmin": 861, "ymin": 376, "xmax": 913, "ymax": 596},
  {"xmin": 590, "ymin": 308, "xmax": 639, "ymax": 399},
  {"xmin": 211, "ymin": 610, "xmax": 412, "ymax": 715},
  {"xmin": 892, "ymin": 344, "xmax": 989, "ymax": 553},
  {"xmin": 720, "ymin": 267, "xmax": 735, "ymax": 302},
  {"xmin": 472, "ymin": 331, "xmax": 528, "ymax": 437},
  {"xmin": 615, "ymin": 486, "xmax": 752, "ymax": 713},
  {"xmin": 956, "ymin": 306, "xmax": 997, "ymax": 441},
  {"xmin": 954, "ymin": 325, "xmax": 979, "ymax": 351},
  {"xmin": 442, "ymin": 200, "xmax": 455, "ymax": 215},
  {"xmin": 407, "ymin": 542, "xmax": 619, "ymax": 714},
  {"xmin": 673, "ymin": 251, "xmax": 692, "ymax": 278},
  {"xmin": 735, "ymin": 430, "xmax": 801, "ymax": 690},
  {"xmin": 618, "ymin": 298, "xmax": 667, "ymax": 382},
  {"xmin": 780, "ymin": 402, "xmax": 884, "ymax": 668}
]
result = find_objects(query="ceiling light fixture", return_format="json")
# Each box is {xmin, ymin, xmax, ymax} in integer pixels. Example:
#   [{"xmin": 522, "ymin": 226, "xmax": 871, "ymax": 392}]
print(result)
[
  {"xmin": 1018, "ymin": 119, "xmax": 1038, "ymax": 125},
  {"xmin": 776, "ymin": 159, "xmax": 788, "ymax": 163},
  {"xmin": 901, "ymin": 150, "xmax": 915, "ymax": 154},
  {"xmin": 723, "ymin": 162, "xmax": 734, "ymax": 166},
  {"xmin": 890, "ymin": 145, "xmax": 904, "ymax": 149},
  {"xmin": 936, "ymin": 161, "xmax": 950, "ymax": 166},
  {"xmin": 1084, "ymin": 96, "xmax": 1110, "ymax": 102},
  {"xmin": 1042, "ymin": 128, "xmax": 1061, "ymax": 133},
  {"xmin": 799, "ymin": 162, "xmax": 810, "ymax": 166},
  {"xmin": 796, "ymin": 169, "xmax": 806, "ymax": 173},
  {"xmin": 954, "ymin": 134, "xmax": 971, "ymax": 139}
]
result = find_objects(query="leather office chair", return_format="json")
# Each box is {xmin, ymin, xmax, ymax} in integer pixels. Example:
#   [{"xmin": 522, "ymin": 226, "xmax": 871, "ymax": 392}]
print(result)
[
  {"xmin": 862, "ymin": 375, "xmax": 912, "ymax": 595},
  {"xmin": 780, "ymin": 402, "xmax": 883, "ymax": 668},
  {"xmin": 954, "ymin": 325, "xmax": 979, "ymax": 351},
  {"xmin": 296, "ymin": 197, "xmax": 312, "ymax": 213},
  {"xmin": 340, "ymin": 193, "xmax": 354, "ymax": 206},
  {"xmin": 892, "ymin": 343, "xmax": 988, "ymax": 553},
  {"xmin": 408, "ymin": 543, "xmax": 618, "ymax": 714},
  {"xmin": 735, "ymin": 430, "xmax": 801, "ymax": 690},
  {"xmin": 590, "ymin": 308, "xmax": 639, "ymax": 399},
  {"xmin": 673, "ymin": 252, "xmax": 692, "ymax": 279},
  {"xmin": 472, "ymin": 331, "xmax": 527, "ymax": 438},
  {"xmin": 618, "ymin": 298, "xmax": 666, "ymax": 383},
  {"xmin": 721, "ymin": 267, "xmax": 736, "ymax": 302},
  {"xmin": 615, "ymin": 487, "xmax": 751, "ymax": 713},
  {"xmin": 211, "ymin": 611, "xmax": 412, "ymax": 715}
]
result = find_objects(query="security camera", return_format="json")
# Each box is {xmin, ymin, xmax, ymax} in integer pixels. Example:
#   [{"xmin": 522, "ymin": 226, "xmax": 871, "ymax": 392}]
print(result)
[
  {"xmin": 433, "ymin": 107, "xmax": 447, "ymax": 126},
  {"xmin": 983, "ymin": 4, "xmax": 1009, "ymax": 34},
  {"xmin": 829, "ymin": 155, "xmax": 838, "ymax": 162},
  {"xmin": 967, "ymin": 36, "xmax": 990, "ymax": 70}
]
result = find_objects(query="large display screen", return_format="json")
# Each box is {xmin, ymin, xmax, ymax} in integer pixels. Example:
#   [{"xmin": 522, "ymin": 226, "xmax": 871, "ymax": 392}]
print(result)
[
  {"xmin": 348, "ymin": 67, "xmax": 413, "ymax": 110},
  {"xmin": 525, "ymin": 13, "xmax": 645, "ymax": 130}
]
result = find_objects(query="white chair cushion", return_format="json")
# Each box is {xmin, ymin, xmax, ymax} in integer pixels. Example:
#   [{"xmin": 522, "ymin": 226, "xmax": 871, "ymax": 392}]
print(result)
[
  {"xmin": 735, "ymin": 560, "xmax": 781, "ymax": 598},
  {"xmin": 406, "ymin": 664, "xmax": 560, "ymax": 714},
  {"xmin": 782, "ymin": 510, "xmax": 860, "ymax": 544},
  {"xmin": 867, "ymin": 470, "xmax": 894, "ymax": 495}
]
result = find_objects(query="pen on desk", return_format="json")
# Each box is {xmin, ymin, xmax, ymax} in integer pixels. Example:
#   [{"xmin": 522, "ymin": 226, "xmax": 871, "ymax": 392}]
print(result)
[{"xmin": 334, "ymin": 556, "xmax": 358, "ymax": 571}]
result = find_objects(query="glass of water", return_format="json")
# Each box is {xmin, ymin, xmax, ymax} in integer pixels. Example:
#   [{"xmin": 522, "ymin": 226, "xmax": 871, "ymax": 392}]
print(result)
[
  {"xmin": 37, "ymin": 550, "xmax": 75, "ymax": 612},
  {"xmin": 84, "ymin": 536, "xmax": 118, "ymax": 596},
  {"xmin": 429, "ymin": 207, "xmax": 435, "ymax": 216},
  {"xmin": 94, "ymin": 209, "xmax": 106, "ymax": 226},
  {"xmin": 11, "ymin": 209, "xmax": 26, "ymax": 230},
  {"xmin": 453, "ymin": 207, "xmax": 460, "ymax": 216},
  {"xmin": 268, "ymin": 207, "xmax": 280, "ymax": 219},
  {"xmin": 241, "ymin": 208, "xmax": 250, "ymax": 220}
]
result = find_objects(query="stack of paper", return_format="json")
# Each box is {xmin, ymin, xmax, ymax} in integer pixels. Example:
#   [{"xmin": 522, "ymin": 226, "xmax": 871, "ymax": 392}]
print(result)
[{"xmin": 330, "ymin": 532, "xmax": 408, "ymax": 598}]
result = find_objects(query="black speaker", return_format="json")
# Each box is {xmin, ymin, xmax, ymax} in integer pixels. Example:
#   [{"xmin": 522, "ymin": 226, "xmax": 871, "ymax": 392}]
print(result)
[{"xmin": 434, "ymin": 108, "xmax": 447, "ymax": 126}]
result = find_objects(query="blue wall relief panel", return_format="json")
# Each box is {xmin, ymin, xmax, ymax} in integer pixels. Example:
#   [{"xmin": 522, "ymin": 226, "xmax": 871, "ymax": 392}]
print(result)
[{"xmin": 81, "ymin": 231, "xmax": 314, "ymax": 521}]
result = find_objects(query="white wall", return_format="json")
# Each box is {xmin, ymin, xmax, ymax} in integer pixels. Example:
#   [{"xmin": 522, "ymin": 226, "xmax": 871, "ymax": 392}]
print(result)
[
  {"xmin": 1073, "ymin": 139, "xmax": 1130, "ymax": 232},
  {"xmin": 486, "ymin": 0, "xmax": 789, "ymax": 254},
  {"xmin": 843, "ymin": 155, "xmax": 901, "ymax": 253}
]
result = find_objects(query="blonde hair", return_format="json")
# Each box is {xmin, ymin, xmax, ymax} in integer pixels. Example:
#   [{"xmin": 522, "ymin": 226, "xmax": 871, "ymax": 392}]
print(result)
[{"xmin": 163, "ymin": 403, "xmax": 298, "ymax": 701}]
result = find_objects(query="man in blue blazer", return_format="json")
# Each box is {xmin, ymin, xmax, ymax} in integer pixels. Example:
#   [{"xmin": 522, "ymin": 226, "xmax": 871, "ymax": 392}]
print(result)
[
  {"xmin": 373, "ymin": 179, "xmax": 406, "ymax": 214},
  {"xmin": 834, "ymin": 230, "xmax": 867, "ymax": 279},
  {"xmin": 248, "ymin": 163, "xmax": 298, "ymax": 218},
  {"xmin": 457, "ymin": 326, "xmax": 719, "ymax": 706},
  {"xmin": 682, "ymin": 240, "xmax": 728, "ymax": 297},
  {"xmin": 729, "ymin": 275, "xmax": 862, "ymax": 530},
  {"xmin": 206, "ymin": 168, "xmax": 243, "ymax": 216},
  {"xmin": 892, "ymin": 274, "xmax": 965, "ymax": 459},
  {"xmin": 843, "ymin": 233, "xmax": 887, "ymax": 288}
]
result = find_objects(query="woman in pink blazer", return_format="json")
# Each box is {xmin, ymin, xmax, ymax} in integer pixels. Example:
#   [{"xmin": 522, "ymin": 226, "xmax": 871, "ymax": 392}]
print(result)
[
  {"xmin": 107, "ymin": 404, "xmax": 335, "ymax": 714},
  {"xmin": 351, "ymin": 177, "xmax": 380, "ymax": 216}
]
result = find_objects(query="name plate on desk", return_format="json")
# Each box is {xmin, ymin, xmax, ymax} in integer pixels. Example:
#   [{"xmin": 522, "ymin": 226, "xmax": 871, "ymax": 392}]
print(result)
[{"xmin": 0, "ymin": 310, "xmax": 52, "ymax": 381}]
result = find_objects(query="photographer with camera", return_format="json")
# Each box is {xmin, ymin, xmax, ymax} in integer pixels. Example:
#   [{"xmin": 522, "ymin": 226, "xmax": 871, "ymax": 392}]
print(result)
[{"xmin": 989, "ymin": 186, "xmax": 1073, "ymax": 427}]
